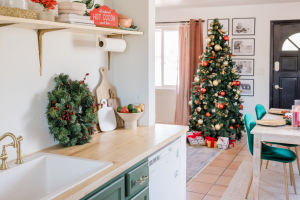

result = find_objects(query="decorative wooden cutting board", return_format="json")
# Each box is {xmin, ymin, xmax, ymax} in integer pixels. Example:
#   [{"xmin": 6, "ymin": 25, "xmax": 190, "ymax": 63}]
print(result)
[{"xmin": 96, "ymin": 67, "xmax": 117, "ymax": 105}]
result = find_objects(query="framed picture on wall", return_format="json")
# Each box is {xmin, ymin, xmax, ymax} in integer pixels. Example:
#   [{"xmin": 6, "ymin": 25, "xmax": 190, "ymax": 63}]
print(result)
[
  {"xmin": 232, "ymin": 38, "xmax": 255, "ymax": 56},
  {"xmin": 232, "ymin": 18, "xmax": 255, "ymax": 35},
  {"xmin": 239, "ymin": 79, "xmax": 254, "ymax": 96},
  {"xmin": 232, "ymin": 59, "xmax": 254, "ymax": 76},
  {"xmin": 207, "ymin": 18, "xmax": 229, "ymax": 35}
]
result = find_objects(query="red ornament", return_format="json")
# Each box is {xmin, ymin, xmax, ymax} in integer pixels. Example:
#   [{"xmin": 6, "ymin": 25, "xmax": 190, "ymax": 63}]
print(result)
[
  {"xmin": 208, "ymin": 44, "xmax": 211, "ymax": 47},
  {"xmin": 220, "ymin": 91, "xmax": 226, "ymax": 96},
  {"xmin": 232, "ymin": 81, "xmax": 237, "ymax": 86},
  {"xmin": 224, "ymin": 35, "xmax": 229, "ymax": 41},
  {"xmin": 201, "ymin": 88, "xmax": 207, "ymax": 93},
  {"xmin": 218, "ymin": 104, "xmax": 224, "ymax": 109},
  {"xmin": 57, "ymin": 107, "xmax": 60, "ymax": 110},
  {"xmin": 229, "ymin": 126, "xmax": 234, "ymax": 129},
  {"xmin": 237, "ymin": 81, "xmax": 241, "ymax": 86},
  {"xmin": 206, "ymin": 112, "xmax": 211, "ymax": 117},
  {"xmin": 202, "ymin": 61, "xmax": 208, "ymax": 67},
  {"xmin": 239, "ymin": 105, "xmax": 243, "ymax": 110}
]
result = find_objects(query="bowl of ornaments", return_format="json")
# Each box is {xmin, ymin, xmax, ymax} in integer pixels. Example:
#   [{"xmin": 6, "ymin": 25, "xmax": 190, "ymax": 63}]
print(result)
[{"xmin": 117, "ymin": 104, "xmax": 145, "ymax": 129}]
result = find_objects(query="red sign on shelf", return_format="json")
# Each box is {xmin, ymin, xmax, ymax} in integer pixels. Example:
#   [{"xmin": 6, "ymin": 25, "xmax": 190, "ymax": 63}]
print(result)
[{"xmin": 90, "ymin": 6, "xmax": 118, "ymax": 27}]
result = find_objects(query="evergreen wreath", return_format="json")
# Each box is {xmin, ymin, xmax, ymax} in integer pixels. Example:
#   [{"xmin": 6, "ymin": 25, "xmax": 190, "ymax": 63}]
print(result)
[{"xmin": 46, "ymin": 73, "xmax": 98, "ymax": 147}]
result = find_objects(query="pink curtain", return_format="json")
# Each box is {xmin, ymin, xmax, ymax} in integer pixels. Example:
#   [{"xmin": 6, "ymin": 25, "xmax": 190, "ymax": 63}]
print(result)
[
  {"xmin": 174, "ymin": 19, "xmax": 204, "ymax": 126},
  {"xmin": 174, "ymin": 23, "xmax": 190, "ymax": 125}
]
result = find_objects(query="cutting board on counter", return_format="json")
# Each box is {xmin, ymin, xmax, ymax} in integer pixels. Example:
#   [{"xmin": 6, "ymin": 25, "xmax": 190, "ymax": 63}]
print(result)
[
  {"xmin": 96, "ymin": 67, "xmax": 117, "ymax": 104},
  {"xmin": 98, "ymin": 99, "xmax": 117, "ymax": 131}
]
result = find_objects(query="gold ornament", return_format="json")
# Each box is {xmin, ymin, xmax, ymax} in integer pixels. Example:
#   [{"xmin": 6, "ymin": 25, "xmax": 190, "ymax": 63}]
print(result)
[
  {"xmin": 220, "ymin": 70, "xmax": 226, "ymax": 75},
  {"xmin": 199, "ymin": 55, "xmax": 203, "ymax": 60},
  {"xmin": 232, "ymin": 119, "xmax": 235, "ymax": 123},
  {"xmin": 224, "ymin": 48, "xmax": 228, "ymax": 51},
  {"xmin": 218, "ymin": 80, "xmax": 221, "ymax": 83},
  {"xmin": 237, "ymin": 90, "xmax": 241, "ymax": 95},
  {"xmin": 232, "ymin": 69, "xmax": 236, "ymax": 74},
  {"xmin": 217, "ymin": 59, "xmax": 221, "ymax": 62},
  {"xmin": 216, "ymin": 63, "xmax": 220, "ymax": 67},
  {"xmin": 211, "ymin": 51, "xmax": 216, "ymax": 55},
  {"xmin": 225, "ymin": 115, "xmax": 228, "ymax": 118},
  {"xmin": 212, "ymin": 119, "xmax": 215, "ymax": 123},
  {"xmin": 194, "ymin": 76, "xmax": 200, "ymax": 83},
  {"xmin": 189, "ymin": 100, "xmax": 192, "ymax": 106},
  {"xmin": 204, "ymin": 105, "xmax": 207, "ymax": 109},
  {"xmin": 206, "ymin": 37, "xmax": 211, "ymax": 44},
  {"xmin": 234, "ymin": 96, "xmax": 238, "ymax": 100},
  {"xmin": 223, "ymin": 61, "xmax": 228, "ymax": 66},
  {"xmin": 221, "ymin": 65, "xmax": 225, "ymax": 69},
  {"xmin": 215, "ymin": 103, "xmax": 218, "ymax": 107},
  {"xmin": 225, "ymin": 98, "xmax": 228, "ymax": 101},
  {"xmin": 214, "ymin": 44, "xmax": 222, "ymax": 51},
  {"xmin": 218, "ymin": 111, "xmax": 222, "ymax": 115},
  {"xmin": 213, "ymin": 80, "xmax": 219, "ymax": 86},
  {"xmin": 213, "ymin": 99, "xmax": 217, "ymax": 103},
  {"xmin": 200, "ymin": 95, "xmax": 205, "ymax": 100},
  {"xmin": 215, "ymin": 124, "xmax": 221, "ymax": 130},
  {"xmin": 211, "ymin": 42, "xmax": 215, "ymax": 46},
  {"xmin": 214, "ymin": 93, "xmax": 218, "ymax": 97},
  {"xmin": 216, "ymin": 26, "xmax": 218, "ymax": 29},
  {"xmin": 210, "ymin": 35, "xmax": 215, "ymax": 39},
  {"xmin": 195, "ymin": 100, "xmax": 200, "ymax": 104},
  {"xmin": 210, "ymin": 22, "xmax": 213, "ymax": 27},
  {"xmin": 197, "ymin": 107, "xmax": 202, "ymax": 112},
  {"xmin": 198, "ymin": 119, "xmax": 203, "ymax": 124},
  {"xmin": 201, "ymin": 69, "xmax": 206, "ymax": 73},
  {"xmin": 209, "ymin": 75, "xmax": 213, "ymax": 79},
  {"xmin": 197, "ymin": 69, "xmax": 200, "ymax": 73},
  {"xmin": 208, "ymin": 29, "xmax": 212, "ymax": 32}
]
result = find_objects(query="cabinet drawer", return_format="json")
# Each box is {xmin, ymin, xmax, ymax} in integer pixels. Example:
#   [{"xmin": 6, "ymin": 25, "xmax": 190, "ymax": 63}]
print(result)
[
  {"xmin": 130, "ymin": 187, "xmax": 149, "ymax": 200},
  {"xmin": 88, "ymin": 177, "xmax": 125, "ymax": 200},
  {"xmin": 125, "ymin": 162, "xmax": 149, "ymax": 197}
]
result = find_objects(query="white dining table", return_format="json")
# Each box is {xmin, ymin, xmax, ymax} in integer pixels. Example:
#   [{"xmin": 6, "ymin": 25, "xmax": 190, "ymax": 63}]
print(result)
[{"xmin": 250, "ymin": 110, "xmax": 300, "ymax": 200}]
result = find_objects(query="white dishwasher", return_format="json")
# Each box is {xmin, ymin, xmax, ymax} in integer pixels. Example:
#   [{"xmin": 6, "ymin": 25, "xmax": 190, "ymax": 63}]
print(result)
[{"xmin": 148, "ymin": 138, "xmax": 181, "ymax": 200}]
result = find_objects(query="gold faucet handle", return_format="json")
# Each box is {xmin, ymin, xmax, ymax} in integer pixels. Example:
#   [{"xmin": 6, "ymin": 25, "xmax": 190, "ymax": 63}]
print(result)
[
  {"xmin": 0, "ymin": 146, "xmax": 8, "ymax": 170},
  {"xmin": 5, "ymin": 136, "xmax": 23, "ymax": 147}
]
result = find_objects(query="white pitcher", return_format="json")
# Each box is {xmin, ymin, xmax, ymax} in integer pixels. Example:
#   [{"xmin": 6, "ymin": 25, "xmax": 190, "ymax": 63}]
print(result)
[{"xmin": 5, "ymin": 0, "xmax": 28, "ymax": 9}]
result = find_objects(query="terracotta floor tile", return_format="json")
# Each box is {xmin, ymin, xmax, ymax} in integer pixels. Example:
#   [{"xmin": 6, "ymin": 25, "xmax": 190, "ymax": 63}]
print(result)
[
  {"xmin": 203, "ymin": 195, "xmax": 222, "ymax": 200},
  {"xmin": 202, "ymin": 166, "xmax": 226, "ymax": 175},
  {"xmin": 209, "ymin": 159, "xmax": 231, "ymax": 168},
  {"xmin": 233, "ymin": 155, "xmax": 246, "ymax": 162},
  {"xmin": 208, "ymin": 185, "xmax": 228, "ymax": 197},
  {"xmin": 186, "ymin": 182, "xmax": 213, "ymax": 194},
  {"xmin": 228, "ymin": 161, "xmax": 242, "ymax": 169},
  {"xmin": 215, "ymin": 176, "xmax": 233, "ymax": 186},
  {"xmin": 222, "ymin": 168, "xmax": 237, "ymax": 177},
  {"xmin": 193, "ymin": 173, "xmax": 220, "ymax": 184},
  {"xmin": 215, "ymin": 154, "xmax": 236, "ymax": 161},
  {"xmin": 238, "ymin": 150, "xmax": 251, "ymax": 156},
  {"xmin": 186, "ymin": 191, "xmax": 205, "ymax": 200}
]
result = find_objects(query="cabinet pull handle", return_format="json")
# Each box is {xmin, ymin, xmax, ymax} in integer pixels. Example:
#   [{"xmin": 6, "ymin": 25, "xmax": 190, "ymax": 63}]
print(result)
[{"xmin": 135, "ymin": 176, "xmax": 149, "ymax": 185}]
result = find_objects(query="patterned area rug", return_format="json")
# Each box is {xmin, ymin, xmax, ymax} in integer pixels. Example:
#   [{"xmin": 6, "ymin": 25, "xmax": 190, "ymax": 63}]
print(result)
[
  {"xmin": 222, "ymin": 155, "xmax": 300, "ymax": 200},
  {"xmin": 186, "ymin": 145, "xmax": 222, "ymax": 183}
]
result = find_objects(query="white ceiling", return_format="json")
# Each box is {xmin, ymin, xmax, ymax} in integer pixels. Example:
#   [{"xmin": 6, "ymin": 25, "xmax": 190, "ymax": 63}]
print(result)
[{"xmin": 155, "ymin": 0, "xmax": 300, "ymax": 9}]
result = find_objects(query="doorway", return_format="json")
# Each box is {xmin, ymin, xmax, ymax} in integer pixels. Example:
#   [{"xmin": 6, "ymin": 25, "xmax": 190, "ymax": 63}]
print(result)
[{"xmin": 270, "ymin": 20, "xmax": 300, "ymax": 109}]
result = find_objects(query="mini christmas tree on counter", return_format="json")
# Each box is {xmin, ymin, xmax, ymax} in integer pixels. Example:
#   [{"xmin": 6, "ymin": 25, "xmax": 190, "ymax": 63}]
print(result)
[
  {"xmin": 189, "ymin": 19, "xmax": 245, "ymax": 140},
  {"xmin": 46, "ymin": 73, "xmax": 98, "ymax": 147}
]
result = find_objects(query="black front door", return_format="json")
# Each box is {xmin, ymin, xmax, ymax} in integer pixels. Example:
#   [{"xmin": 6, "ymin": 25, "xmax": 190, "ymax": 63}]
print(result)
[{"xmin": 271, "ymin": 20, "xmax": 300, "ymax": 109}]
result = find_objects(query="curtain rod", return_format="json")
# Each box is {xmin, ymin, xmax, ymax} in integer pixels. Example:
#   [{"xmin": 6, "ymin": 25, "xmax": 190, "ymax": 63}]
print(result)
[{"xmin": 155, "ymin": 20, "xmax": 205, "ymax": 24}]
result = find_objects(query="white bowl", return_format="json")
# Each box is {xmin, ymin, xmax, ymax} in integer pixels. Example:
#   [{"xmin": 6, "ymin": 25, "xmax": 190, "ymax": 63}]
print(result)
[{"xmin": 117, "ymin": 112, "xmax": 144, "ymax": 129}]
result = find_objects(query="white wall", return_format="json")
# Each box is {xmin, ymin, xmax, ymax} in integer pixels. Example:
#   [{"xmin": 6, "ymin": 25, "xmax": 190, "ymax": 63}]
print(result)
[
  {"xmin": 156, "ymin": 2, "xmax": 300, "ymax": 118},
  {"xmin": 0, "ymin": 0, "xmax": 155, "ymax": 161},
  {"xmin": 107, "ymin": 0, "xmax": 155, "ymax": 126},
  {"xmin": 156, "ymin": 89, "xmax": 176, "ymax": 124}
]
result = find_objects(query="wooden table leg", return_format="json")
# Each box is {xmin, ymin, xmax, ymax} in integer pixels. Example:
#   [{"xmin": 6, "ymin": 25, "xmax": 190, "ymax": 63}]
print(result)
[{"xmin": 253, "ymin": 134, "xmax": 262, "ymax": 200}]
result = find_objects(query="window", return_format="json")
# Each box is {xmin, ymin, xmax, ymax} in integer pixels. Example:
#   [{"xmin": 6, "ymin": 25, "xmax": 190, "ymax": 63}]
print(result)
[
  {"xmin": 155, "ymin": 26, "xmax": 179, "ymax": 89},
  {"xmin": 282, "ymin": 33, "xmax": 300, "ymax": 51}
]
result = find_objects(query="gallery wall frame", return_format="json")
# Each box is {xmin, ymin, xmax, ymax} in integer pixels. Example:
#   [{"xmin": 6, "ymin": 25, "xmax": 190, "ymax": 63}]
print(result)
[
  {"xmin": 232, "ymin": 59, "xmax": 255, "ymax": 76},
  {"xmin": 232, "ymin": 18, "xmax": 256, "ymax": 35}
]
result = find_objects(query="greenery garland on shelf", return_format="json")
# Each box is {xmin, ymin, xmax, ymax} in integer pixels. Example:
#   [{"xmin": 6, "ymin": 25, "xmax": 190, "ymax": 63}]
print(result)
[{"xmin": 46, "ymin": 73, "xmax": 98, "ymax": 147}]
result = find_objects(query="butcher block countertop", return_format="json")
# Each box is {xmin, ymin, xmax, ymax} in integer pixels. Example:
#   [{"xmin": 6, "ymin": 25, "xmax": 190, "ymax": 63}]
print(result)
[{"xmin": 40, "ymin": 124, "xmax": 188, "ymax": 200}]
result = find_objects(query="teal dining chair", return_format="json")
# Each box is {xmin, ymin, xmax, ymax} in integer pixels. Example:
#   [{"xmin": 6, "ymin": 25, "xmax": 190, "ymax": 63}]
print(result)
[
  {"xmin": 244, "ymin": 113, "xmax": 297, "ymax": 199},
  {"xmin": 255, "ymin": 104, "xmax": 300, "ymax": 174}
]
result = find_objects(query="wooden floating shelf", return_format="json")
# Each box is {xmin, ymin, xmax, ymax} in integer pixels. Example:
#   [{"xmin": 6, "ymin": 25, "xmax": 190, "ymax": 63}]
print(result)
[
  {"xmin": 0, "ymin": 15, "xmax": 143, "ymax": 36},
  {"xmin": 0, "ymin": 15, "xmax": 143, "ymax": 75}
]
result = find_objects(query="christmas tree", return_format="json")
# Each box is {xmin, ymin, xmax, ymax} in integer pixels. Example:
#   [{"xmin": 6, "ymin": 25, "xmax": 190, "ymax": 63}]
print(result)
[
  {"xmin": 46, "ymin": 73, "xmax": 98, "ymax": 147},
  {"xmin": 189, "ymin": 19, "xmax": 245, "ymax": 140}
]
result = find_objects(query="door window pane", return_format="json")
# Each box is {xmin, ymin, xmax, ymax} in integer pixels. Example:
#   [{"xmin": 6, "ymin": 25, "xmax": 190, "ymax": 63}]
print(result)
[
  {"xmin": 282, "ymin": 39, "xmax": 298, "ymax": 51},
  {"xmin": 289, "ymin": 33, "xmax": 300, "ymax": 48},
  {"xmin": 155, "ymin": 30, "xmax": 162, "ymax": 86},
  {"xmin": 163, "ymin": 31, "xmax": 179, "ymax": 85}
]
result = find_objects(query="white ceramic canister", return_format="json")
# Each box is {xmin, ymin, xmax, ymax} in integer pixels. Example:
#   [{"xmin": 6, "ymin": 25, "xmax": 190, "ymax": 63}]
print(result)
[{"xmin": 5, "ymin": 0, "xmax": 28, "ymax": 9}]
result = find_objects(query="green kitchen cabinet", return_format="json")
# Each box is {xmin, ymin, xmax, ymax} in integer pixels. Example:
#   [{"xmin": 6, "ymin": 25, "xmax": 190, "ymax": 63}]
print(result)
[
  {"xmin": 87, "ymin": 177, "xmax": 125, "ymax": 200},
  {"xmin": 81, "ymin": 158, "xmax": 148, "ymax": 200},
  {"xmin": 130, "ymin": 187, "xmax": 149, "ymax": 200}
]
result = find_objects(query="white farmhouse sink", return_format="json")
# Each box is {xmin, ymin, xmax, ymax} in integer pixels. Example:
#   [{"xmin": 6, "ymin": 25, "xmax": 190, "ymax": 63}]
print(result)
[{"xmin": 0, "ymin": 153, "xmax": 113, "ymax": 200}]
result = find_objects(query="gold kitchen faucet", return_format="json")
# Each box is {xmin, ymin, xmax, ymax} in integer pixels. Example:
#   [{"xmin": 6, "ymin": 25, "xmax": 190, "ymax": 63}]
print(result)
[{"xmin": 0, "ymin": 133, "xmax": 23, "ymax": 170}]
